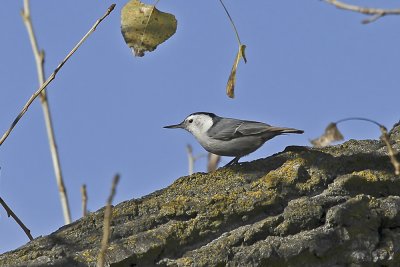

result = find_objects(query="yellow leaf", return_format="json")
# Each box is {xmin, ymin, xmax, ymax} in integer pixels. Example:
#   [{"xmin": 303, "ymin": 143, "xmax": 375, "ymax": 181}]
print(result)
[
  {"xmin": 226, "ymin": 44, "xmax": 246, "ymax": 98},
  {"xmin": 310, "ymin": 122, "xmax": 344, "ymax": 147},
  {"xmin": 121, "ymin": 0, "xmax": 177, "ymax": 57}
]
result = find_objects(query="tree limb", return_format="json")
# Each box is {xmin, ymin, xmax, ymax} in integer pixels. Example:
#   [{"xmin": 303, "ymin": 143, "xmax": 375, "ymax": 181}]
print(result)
[{"xmin": 323, "ymin": 0, "xmax": 400, "ymax": 24}]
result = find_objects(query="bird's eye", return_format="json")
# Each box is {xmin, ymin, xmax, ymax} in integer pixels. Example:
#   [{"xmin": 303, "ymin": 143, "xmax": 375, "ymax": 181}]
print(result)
[{"xmin": 188, "ymin": 119, "xmax": 193, "ymax": 123}]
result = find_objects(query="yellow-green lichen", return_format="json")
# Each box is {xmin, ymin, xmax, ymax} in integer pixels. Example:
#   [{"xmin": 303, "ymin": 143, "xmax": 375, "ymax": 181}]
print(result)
[
  {"xmin": 251, "ymin": 158, "xmax": 306, "ymax": 190},
  {"xmin": 174, "ymin": 257, "xmax": 194, "ymax": 266},
  {"xmin": 159, "ymin": 195, "xmax": 191, "ymax": 217},
  {"xmin": 73, "ymin": 249, "xmax": 97, "ymax": 265},
  {"xmin": 352, "ymin": 170, "xmax": 382, "ymax": 182}
]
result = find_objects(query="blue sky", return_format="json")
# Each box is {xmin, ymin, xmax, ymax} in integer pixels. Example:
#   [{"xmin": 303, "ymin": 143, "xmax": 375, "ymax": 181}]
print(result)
[{"xmin": 0, "ymin": 0, "xmax": 399, "ymax": 253}]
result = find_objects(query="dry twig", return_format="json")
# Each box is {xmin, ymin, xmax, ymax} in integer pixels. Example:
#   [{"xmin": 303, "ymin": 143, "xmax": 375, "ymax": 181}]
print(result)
[
  {"xmin": 186, "ymin": 144, "xmax": 195, "ymax": 175},
  {"xmin": 380, "ymin": 126, "xmax": 400, "ymax": 176},
  {"xmin": 323, "ymin": 0, "xmax": 400, "ymax": 24},
  {"xmin": 0, "ymin": 4, "xmax": 116, "ymax": 146},
  {"xmin": 21, "ymin": 0, "xmax": 72, "ymax": 224},
  {"xmin": 207, "ymin": 153, "xmax": 221, "ymax": 172},
  {"xmin": 186, "ymin": 144, "xmax": 209, "ymax": 175},
  {"xmin": 0, "ymin": 197, "xmax": 34, "ymax": 241},
  {"xmin": 81, "ymin": 184, "xmax": 88, "ymax": 217},
  {"xmin": 97, "ymin": 174, "xmax": 120, "ymax": 267}
]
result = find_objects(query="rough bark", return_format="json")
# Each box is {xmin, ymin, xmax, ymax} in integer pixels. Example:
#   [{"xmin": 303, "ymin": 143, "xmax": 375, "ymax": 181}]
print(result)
[{"xmin": 1, "ymin": 123, "xmax": 399, "ymax": 267}]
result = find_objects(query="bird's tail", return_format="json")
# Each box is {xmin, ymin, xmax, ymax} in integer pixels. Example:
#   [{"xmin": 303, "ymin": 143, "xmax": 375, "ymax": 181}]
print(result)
[{"xmin": 272, "ymin": 127, "xmax": 304, "ymax": 134}]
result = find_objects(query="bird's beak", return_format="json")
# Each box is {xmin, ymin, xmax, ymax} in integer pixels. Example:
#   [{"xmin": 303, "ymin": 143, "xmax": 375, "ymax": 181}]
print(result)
[{"xmin": 164, "ymin": 122, "xmax": 184, "ymax": 129}]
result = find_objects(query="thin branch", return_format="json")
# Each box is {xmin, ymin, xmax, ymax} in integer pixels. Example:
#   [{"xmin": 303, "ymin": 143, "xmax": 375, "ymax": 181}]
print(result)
[
  {"xmin": 21, "ymin": 0, "xmax": 72, "ymax": 225},
  {"xmin": 362, "ymin": 13, "xmax": 385, "ymax": 24},
  {"xmin": 97, "ymin": 174, "xmax": 120, "ymax": 267},
  {"xmin": 186, "ymin": 145, "xmax": 208, "ymax": 175},
  {"xmin": 380, "ymin": 126, "xmax": 400, "ymax": 176},
  {"xmin": 186, "ymin": 144, "xmax": 195, "ymax": 175},
  {"xmin": 81, "ymin": 184, "xmax": 88, "ymax": 217},
  {"xmin": 207, "ymin": 153, "xmax": 221, "ymax": 172},
  {"xmin": 323, "ymin": 0, "xmax": 400, "ymax": 23},
  {"xmin": 0, "ymin": 197, "xmax": 34, "ymax": 241},
  {"xmin": 0, "ymin": 4, "xmax": 116, "ymax": 146},
  {"xmin": 21, "ymin": 0, "xmax": 45, "ymax": 102}
]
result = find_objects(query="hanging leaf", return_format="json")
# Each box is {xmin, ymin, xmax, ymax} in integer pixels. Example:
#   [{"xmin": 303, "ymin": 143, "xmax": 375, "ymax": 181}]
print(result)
[
  {"xmin": 121, "ymin": 0, "xmax": 177, "ymax": 57},
  {"xmin": 310, "ymin": 122, "xmax": 344, "ymax": 147},
  {"xmin": 226, "ymin": 44, "xmax": 246, "ymax": 98}
]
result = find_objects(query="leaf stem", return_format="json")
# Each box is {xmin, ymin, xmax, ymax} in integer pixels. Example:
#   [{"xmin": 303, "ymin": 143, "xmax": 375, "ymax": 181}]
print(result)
[
  {"xmin": 218, "ymin": 0, "xmax": 242, "ymax": 45},
  {"xmin": 335, "ymin": 117, "xmax": 383, "ymax": 128}
]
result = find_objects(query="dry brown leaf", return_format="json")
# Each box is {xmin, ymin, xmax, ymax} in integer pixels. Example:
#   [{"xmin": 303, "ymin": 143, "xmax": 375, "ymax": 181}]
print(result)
[
  {"xmin": 226, "ymin": 44, "xmax": 246, "ymax": 98},
  {"xmin": 311, "ymin": 122, "xmax": 344, "ymax": 147},
  {"xmin": 121, "ymin": 0, "xmax": 177, "ymax": 57}
]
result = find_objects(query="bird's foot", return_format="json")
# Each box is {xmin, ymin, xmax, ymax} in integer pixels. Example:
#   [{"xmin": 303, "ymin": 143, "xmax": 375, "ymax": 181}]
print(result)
[{"xmin": 224, "ymin": 157, "xmax": 241, "ymax": 167}]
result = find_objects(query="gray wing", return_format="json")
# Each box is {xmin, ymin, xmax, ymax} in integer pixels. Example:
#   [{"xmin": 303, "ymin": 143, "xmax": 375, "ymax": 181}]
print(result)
[{"xmin": 207, "ymin": 118, "xmax": 274, "ymax": 141}]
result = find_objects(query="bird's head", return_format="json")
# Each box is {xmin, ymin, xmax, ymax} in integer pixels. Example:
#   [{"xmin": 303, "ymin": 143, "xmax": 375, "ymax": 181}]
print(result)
[{"xmin": 164, "ymin": 112, "xmax": 217, "ymax": 138}]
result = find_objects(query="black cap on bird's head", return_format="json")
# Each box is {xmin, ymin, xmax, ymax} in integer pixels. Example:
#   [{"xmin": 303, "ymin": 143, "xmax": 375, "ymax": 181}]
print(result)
[{"xmin": 189, "ymin": 112, "xmax": 217, "ymax": 118}]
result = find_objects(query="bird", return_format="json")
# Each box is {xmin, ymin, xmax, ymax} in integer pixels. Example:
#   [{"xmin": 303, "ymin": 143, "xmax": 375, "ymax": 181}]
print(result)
[{"xmin": 164, "ymin": 112, "xmax": 304, "ymax": 166}]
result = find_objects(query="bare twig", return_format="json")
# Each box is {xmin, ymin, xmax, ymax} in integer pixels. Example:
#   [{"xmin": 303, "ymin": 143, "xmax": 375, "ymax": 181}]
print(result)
[
  {"xmin": 97, "ymin": 174, "xmax": 120, "ymax": 267},
  {"xmin": 186, "ymin": 144, "xmax": 195, "ymax": 175},
  {"xmin": 21, "ymin": 0, "xmax": 72, "ymax": 224},
  {"xmin": 0, "ymin": 4, "xmax": 116, "ymax": 146},
  {"xmin": 81, "ymin": 184, "xmax": 88, "ymax": 217},
  {"xmin": 186, "ymin": 145, "xmax": 209, "ymax": 175},
  {"xmin": 207, "ymin": 153, "xmax": 221, "ymax": 172},
  {"xmin": 0, "ymin": 197, "xmax": 34, "ymax": 241},
  {"xmin": 380, "ymin": 127, "xmax": 400, "ymax": 176},
  {"xmin": 323, "ymin": 0, "xmax": 400, "ymax": 23},
  {"xmin": 21, "ymin": 0, "xmax": 45, "ymax": 102},
  {"xmin": 362, "ymin": 13, "xmax": 385, "ymax": 24}
]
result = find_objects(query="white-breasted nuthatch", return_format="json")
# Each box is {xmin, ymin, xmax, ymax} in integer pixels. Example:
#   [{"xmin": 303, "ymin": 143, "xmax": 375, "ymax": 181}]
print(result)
[{"xmin": 164, "ymin": 112, "xmax": 304, "ymax": 166}]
